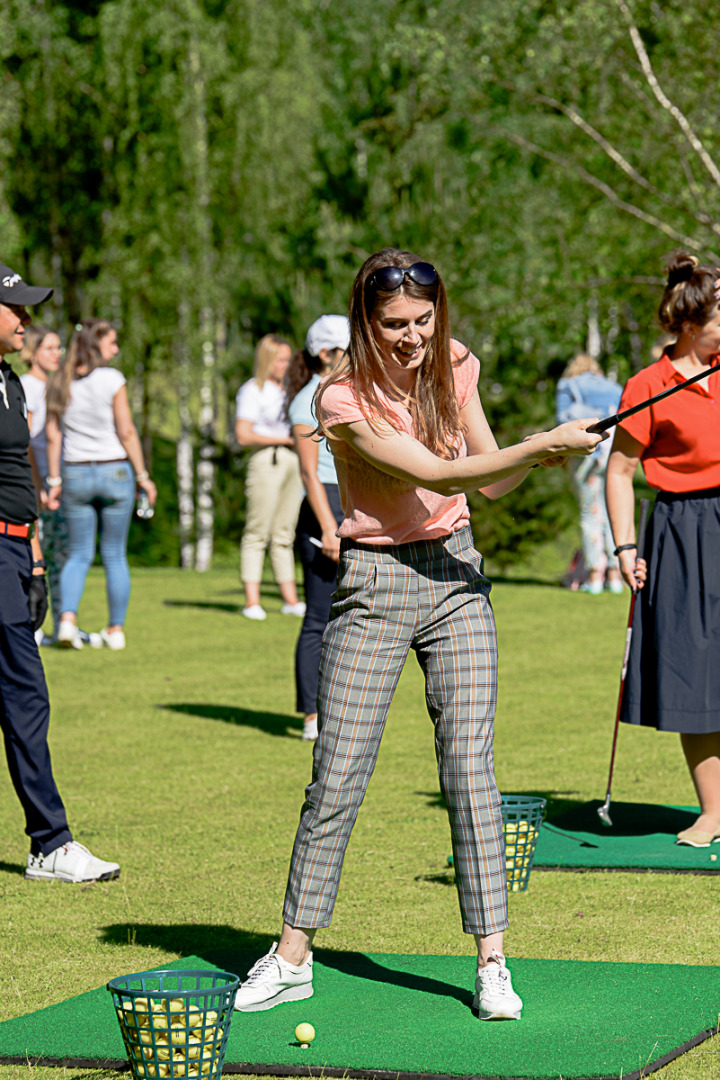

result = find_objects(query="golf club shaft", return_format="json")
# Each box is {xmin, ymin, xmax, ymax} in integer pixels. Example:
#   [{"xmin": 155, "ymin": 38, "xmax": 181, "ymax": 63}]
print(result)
[
  {"xmin": 587, "ymin": 363, "xmax": 720, "ymax": 435},
  {"xmin": 602, "ymin": 497, "xmax": 650, "ymax": 806}
]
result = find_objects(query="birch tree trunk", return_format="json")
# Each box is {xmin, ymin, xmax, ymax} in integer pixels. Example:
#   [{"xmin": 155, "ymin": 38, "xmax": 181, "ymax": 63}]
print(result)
[
  {"xmin": 187, "ymin": 35, "xmax": 216, "ymax": 572},
  {"xmin": 176, "ymin": 298, "xmax": 195, "ymax": 569}
]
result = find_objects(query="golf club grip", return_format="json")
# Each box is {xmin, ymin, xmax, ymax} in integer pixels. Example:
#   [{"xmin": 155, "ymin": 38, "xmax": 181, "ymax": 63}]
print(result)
[
  {"xmin": 636, "ymin": 497, "xmax": 650, "ymax": 561},
  {"xmin": 586, "ymin": 415, "xmax": 617, "ymax": 435}
]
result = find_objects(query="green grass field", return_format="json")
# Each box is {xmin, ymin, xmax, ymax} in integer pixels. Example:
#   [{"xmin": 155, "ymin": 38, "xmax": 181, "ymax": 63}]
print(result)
[{"xmin": 1, "ymin": 564, "xmax": 719, "ymax": 1080}]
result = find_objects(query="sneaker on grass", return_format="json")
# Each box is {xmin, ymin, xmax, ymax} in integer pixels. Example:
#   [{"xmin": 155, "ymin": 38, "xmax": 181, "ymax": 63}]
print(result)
[
  {"xmin": 473, "ymin": 952, "xmax": 523, "ymax": 1020},
  {"xmin": 234, "ymin": 942, "xmax": 313, "ymax": 1012},
  {"xmin": 25, "ymin": 841, "xmax": 120, "ymax": 883}
]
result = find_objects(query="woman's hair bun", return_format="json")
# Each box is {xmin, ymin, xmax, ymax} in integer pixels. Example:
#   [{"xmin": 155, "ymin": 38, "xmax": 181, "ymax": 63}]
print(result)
[{"xmin": 666, "ymin": 252, "xmax": 699, "ymax": 287}]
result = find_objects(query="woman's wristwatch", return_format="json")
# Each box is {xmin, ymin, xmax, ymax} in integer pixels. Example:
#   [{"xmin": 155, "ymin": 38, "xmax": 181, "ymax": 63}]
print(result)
[
  {"xmin": 135, "ymin": 470, "xmax": 149, "ymax": 483},
  {"xmin": 45, "ymin": 476, "xmax": 62, "ymax": 488}
]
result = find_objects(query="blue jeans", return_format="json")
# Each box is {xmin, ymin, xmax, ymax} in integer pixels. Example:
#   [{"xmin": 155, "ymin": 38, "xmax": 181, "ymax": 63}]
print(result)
[{"xmin": 59, "ymin": 461, "xmax": 135, "ymax": 627}]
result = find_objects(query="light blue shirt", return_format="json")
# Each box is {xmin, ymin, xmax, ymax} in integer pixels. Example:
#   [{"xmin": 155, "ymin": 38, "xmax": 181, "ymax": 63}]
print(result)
[
  {"xmin": 556, "ymin": 371, "xmax": 622, "ymax": 424},
  {"xmin": 288, "ymin": 374, "xmax": 338, "ymax": 486}
]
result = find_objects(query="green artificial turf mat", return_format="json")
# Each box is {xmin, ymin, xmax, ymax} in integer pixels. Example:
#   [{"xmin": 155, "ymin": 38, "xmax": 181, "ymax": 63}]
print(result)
[
  {"xmin": 533, "ymin": 802, "xmax": 720, "ymax": 872},
  {"xmin": 1, "ymin": 952, "xmax": 719, "ymax": 1080}
]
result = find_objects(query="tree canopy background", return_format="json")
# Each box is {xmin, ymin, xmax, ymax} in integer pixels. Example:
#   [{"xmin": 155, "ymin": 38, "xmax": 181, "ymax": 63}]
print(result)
[{"xmin": 3, "ymin": 0, "xmax": 718, "ymax": 567}]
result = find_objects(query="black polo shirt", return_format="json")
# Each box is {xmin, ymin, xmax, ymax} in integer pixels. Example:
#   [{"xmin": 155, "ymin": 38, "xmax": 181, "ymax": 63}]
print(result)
[{"xmin": 0, "ymin": 362, "xmax": 39, "ymax": 524}]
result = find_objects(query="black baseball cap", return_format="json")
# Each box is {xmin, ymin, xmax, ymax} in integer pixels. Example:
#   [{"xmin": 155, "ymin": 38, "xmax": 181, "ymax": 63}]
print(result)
[{"xmin": 0, "ymin": 264, "xmax": 53, "ymax": 306}]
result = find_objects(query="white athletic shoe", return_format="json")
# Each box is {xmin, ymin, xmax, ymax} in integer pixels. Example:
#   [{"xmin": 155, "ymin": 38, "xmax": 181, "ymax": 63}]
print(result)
[
  {"xmin": 100, "ymin": 628, "xmax": 126, "ymax": 650},
  {"xmin": 242, "ymin": 605, "xmax": 267, "ymax": 621},
  {"xmin": 58, "ymin": 620, "xmax": 84, "ymax": 650},
  {"xmin": 473, "ymin": 952, "xmax": 523, "ymax": 1020},
  {"xmin": 281, "ymin": 602, "xmax": 306, "ymax": 617},
  {"xmin": 25, "ymin": 841, "xmax": 120, "ymax": 883},
  {"xmin": 234, "ymin": 942, "xmax": 313, "ymax": 1012},
  {"xmin": 302, "ymin": 716, "xmax": 318, "ymax": 742}
]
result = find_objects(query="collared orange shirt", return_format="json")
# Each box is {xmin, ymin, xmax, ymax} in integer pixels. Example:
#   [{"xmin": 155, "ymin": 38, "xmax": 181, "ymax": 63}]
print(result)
[{"xmin": 617, "ymin": 353, "xmax": 720, "ymax": 492}]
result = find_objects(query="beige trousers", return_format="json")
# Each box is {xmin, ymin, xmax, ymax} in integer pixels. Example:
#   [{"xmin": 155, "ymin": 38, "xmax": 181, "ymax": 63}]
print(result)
[{"xmin": 240, "ymin": 446, "xmax": 304, "ymax": 584}]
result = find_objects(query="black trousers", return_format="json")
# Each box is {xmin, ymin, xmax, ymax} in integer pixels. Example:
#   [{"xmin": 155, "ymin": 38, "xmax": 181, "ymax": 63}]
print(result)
[
  {"xmin": 294, "ymin": 486, "xmax": 343, "ymax": 715},
  {"xmin": 0, "ymin": 534, "xmax": 71, "ymax": 855}
]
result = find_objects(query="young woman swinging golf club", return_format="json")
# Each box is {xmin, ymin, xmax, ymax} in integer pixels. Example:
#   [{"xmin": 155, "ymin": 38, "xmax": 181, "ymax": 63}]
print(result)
[
  {"xmin": 606, "ymin": 252, "xmax": 720, "ymax": 848},
  {"xmin": 234, "ymin": 248, "xmax": 602, "ymax": 1020}
]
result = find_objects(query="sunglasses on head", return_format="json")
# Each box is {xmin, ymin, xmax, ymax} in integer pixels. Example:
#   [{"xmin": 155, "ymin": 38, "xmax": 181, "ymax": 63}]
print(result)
[{"xmin": 367, "ymin": 262, "xmax": 439, "ymax": 292}]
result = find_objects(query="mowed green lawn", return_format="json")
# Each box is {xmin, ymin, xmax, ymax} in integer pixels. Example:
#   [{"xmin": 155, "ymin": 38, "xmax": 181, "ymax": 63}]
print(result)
[{"xmin": 1, "ymin": 565, "xmax": 719, "ymax": 1080}]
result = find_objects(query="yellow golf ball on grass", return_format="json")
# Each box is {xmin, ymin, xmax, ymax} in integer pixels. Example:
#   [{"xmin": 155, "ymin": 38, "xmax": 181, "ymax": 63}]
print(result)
[{"xmin": 295, "ymin": 1023, "xmax": 315, "ymax": 1048}]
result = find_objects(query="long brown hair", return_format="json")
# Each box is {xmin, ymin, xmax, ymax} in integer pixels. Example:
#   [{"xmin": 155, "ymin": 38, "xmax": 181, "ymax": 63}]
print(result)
[
  {"xmin": 46, "ymin": 318, "xmax": 113, "ymax": 416},
  {"xmin": 315, "ymin": 248, "xmax": 466, "ymax": 459},
  {"xmin": 658, "ymin": 252, "xmax": 720, "ymax": 334},
  {"xmin": 19, "ymin": 324, "xmax": 54, "ymax": 366}
]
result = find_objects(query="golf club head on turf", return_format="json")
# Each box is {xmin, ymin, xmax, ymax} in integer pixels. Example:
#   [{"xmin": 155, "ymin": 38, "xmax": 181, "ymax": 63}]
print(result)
[{"xmin": 597, "ymin": 801, "xmax": 613, "ymax": 827}]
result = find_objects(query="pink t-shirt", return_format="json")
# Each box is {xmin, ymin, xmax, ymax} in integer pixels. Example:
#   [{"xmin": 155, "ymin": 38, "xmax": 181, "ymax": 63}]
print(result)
[{"xmin": 319, "ymin": 340, "xmax": 480, "ymax": 544}]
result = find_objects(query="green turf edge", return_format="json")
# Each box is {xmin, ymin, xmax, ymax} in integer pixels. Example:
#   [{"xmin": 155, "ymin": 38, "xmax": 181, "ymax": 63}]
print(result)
[{"xmin": 0, "ymin": 1027, "xmax": 716, "ymax": 1080}]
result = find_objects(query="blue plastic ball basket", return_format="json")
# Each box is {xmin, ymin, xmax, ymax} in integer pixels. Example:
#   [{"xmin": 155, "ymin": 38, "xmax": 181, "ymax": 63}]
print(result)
[
  {"xmin": 108, "ymin": 968, "xmax": 239, "ymax": 1080},
  {"xmin": 501, "ymin": 794, "xmax": 546, "ymax": 892}
]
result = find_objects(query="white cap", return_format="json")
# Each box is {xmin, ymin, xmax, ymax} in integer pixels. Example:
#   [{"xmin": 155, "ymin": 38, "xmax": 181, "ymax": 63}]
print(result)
[{"xmin": 305, "ymin": 314, "xmax": 350, "ymax": 357}]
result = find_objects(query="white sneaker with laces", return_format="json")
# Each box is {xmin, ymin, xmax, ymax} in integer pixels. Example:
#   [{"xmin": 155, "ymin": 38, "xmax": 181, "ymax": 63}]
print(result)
[
  {"xmin": 100, "ymin": 628, "xmax": 126, "ymax": 650},
  {"xmin": 25, "ymin": 841, "xmax": 120, "ymax": 883},
  {"xmin": 281, "ymin": 602, "xmax": 306, "ymax": 617},
  {"xmin": 243, "ymin": 605, "xmax": 267, "ymax": 621},
  {"xmin": 58, "ymin": 620, "xmax": 83, "ymax": 650},
  {"xmin": 234, "ymin": 942, "xmax": 313, "ymax": 1012},
  {"xmin": 473, "ymin": 952, "xmax": 523, "ymax": 1020}
]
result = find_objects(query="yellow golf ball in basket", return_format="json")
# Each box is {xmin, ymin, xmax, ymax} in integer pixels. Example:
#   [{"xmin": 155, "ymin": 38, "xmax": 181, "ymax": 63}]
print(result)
[{"xmin": 295, "ymin": 1023, "xmax": 315, "ymax": 1047}]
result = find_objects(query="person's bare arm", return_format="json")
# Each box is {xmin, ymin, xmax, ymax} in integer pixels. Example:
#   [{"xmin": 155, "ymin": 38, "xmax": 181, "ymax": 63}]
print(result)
[
  {"xmin": 113, "ymin": 385, "xmax": 157, "ymax": 505},
  {"xmin": 235, "ymin": 418, "xmax": 293, "ymax": 449},
  {"xmin": 606, "ymin": 427, "xmax": 647, "ymax": 589},
  {"xmin": 45, "ymin": 412, "xmax": 63, "ymax": 510},
  {"xmin": 331, "ymin": 411, "xmax": 602, "ymax": 497},
  {"xmin": 293, "ymin": 424, "xmax": 340, "ymax": 562}
]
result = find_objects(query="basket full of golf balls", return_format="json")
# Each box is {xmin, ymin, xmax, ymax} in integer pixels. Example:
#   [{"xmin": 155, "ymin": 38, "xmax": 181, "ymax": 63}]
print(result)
[
  {"xmin": 501, "ymin": 794, "xmax": 546, "ymax": 892},
  {"xmin": 108, "ymin": 968, "xmax": 240, "ymax": 1080}
]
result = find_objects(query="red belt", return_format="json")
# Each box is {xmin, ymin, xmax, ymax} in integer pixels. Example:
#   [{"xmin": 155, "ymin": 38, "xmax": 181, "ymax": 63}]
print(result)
[{"xmin": 0, "ymin": 520, "xmax": 31, "ymax": 538}]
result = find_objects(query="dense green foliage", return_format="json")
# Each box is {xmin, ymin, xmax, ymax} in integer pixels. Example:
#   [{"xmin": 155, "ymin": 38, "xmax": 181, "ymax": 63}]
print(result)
[{"xmin": 3, "ymin": 0, "xmax": 719, "ymax": 565}]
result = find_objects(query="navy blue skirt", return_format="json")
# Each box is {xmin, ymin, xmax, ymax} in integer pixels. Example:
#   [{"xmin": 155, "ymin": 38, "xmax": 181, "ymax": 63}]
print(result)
[{"xmin": 621, "ymin": 487, "xmax": 720, "ymax": 734}]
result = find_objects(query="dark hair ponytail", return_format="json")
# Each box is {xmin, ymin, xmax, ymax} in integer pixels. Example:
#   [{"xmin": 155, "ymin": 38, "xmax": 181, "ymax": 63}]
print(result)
[
  {"xmin": 658, "ymin": 252, "xmax": 720, "ymax": 334},
  {"xmin": 284, "ymin": 347, "xmax": 322, "ymax": 416}
]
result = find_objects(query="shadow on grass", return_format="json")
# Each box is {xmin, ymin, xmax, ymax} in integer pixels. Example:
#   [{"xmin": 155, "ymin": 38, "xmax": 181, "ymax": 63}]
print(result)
[
  {"xmin": 159, "ymin": 703, "xmax": 302, "ymax": 739},
  {"xmin": 99, "ymin": 925, "xmax": 472, "ymax": 1008},
  {"xmin": 0, "ymin": 861, "xmax": 25, "ymax": 878},
  {"xmin": 415, "ymin": 788, "xmax": 586, "ymax": 821},
  {"xmin": 163, "ymin": 600, "xmax": 240, "ymax": 614},
  {"xmin": 547, "ymin": 799, "xmax": 698, "ymax": 838}
]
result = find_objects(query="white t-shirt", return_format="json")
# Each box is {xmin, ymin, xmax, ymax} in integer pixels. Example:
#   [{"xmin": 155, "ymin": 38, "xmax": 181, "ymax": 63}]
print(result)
[
  {"xmin": 19, "ymin": 372, "xmax": 49, "ymax": 478},
  {"xmin": 61, "ymin": 367, "xmax": 128, "ymax": 463},
  {"xmin": 235, "ymin": 377, "xmax": 290, "ymax": 441}
]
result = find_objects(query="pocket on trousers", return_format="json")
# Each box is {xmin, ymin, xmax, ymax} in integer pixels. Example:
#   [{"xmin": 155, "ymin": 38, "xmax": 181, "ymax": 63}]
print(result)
[{"xmin": 330, "ymin": 557, "xmax": 377, "ymax": 616}]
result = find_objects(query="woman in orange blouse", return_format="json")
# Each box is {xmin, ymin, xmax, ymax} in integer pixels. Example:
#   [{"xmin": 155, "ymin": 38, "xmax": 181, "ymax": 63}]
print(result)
[{"xmin": 606, "ymin": 252, "xmax": 720, "ymax": 847}]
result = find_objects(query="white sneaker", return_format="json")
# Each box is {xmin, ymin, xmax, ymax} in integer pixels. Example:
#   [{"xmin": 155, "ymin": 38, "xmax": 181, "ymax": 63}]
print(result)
[
  {"xmin": 302, "ymin": 716, "xmax": 318, "ymax": 741},
  {"xmin": 88, "ymin": 632, "xmax": 104, "ymax": 649},
  {"xmin": 473, "ymin": 952, "xmax": 523, "ymax": 1020},
  {"xmin": 58, "ymin": 620, "xmax": 83, "ymax": 650},
  {"xmin": 25, "ymin": 841, "xmax": 120, "ymax": 883},
  {"xmin": 233, "ymin": 942, "xmax": 313, "ymax": 1012},
  {"xmin": 281, "ymin": 602, "xmax": 306, "ymax": 616},
  {"xmin": 100, "ymin": 628, "xmax": 126, "ymax": 650},
  {"xmin": 243, "ymin": 605, "xmax": 267, "ymax": 621}
]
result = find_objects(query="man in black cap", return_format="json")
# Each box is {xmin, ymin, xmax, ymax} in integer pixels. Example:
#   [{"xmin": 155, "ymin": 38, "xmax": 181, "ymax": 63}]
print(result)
[{"xmin": 0, "ymin": 263, "xmax": 120, "ymax": 881}]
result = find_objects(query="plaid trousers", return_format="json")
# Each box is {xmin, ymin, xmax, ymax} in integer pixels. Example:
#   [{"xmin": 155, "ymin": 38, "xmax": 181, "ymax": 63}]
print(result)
[{"xmin": 283, "ymin": 525, "xmax": 508, "ymax": 936}]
